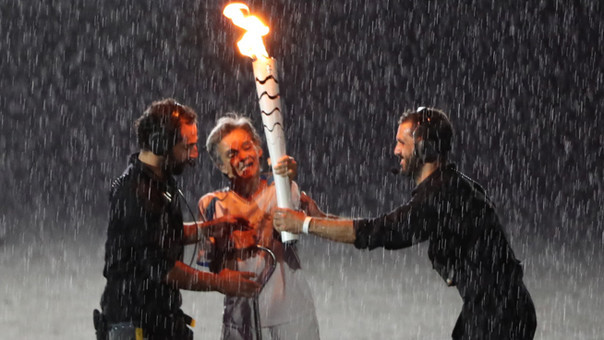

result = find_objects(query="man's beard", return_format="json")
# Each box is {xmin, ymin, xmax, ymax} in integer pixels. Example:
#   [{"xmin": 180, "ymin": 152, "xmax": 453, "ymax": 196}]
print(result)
[
  {"xmin": 400, "ymin": 152, "xmax": 422, "ymax": 177},
  {"xmin": 168, "ymin": 159, "xmax": 194, "ymax": 176},
  {"xmin": 170, "ymin": 162, "xmax": 186, "ymax": 175}
]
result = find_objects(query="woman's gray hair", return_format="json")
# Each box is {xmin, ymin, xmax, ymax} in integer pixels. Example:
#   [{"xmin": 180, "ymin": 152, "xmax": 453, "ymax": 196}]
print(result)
[{"xmin": 206, "ymin": 113, "xmax": 262, "ymax": 166}]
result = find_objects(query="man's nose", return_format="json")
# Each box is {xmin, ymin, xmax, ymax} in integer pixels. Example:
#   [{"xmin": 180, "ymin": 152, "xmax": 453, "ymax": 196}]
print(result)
[{"xmin": 394, "ymin": 144, "xmax": 401, "ymax": 156}]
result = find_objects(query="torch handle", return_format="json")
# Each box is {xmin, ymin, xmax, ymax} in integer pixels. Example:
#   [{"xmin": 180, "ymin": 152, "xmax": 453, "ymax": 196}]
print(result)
[{"xmin": 253, "ymin": 57, "xmax": 298, "ymax": 243}]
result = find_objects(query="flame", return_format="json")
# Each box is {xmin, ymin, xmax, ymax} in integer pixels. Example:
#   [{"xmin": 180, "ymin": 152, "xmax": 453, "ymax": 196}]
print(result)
[{"xmin": 223, "ymin": 3, "xmax": 270, "ymax": 59}]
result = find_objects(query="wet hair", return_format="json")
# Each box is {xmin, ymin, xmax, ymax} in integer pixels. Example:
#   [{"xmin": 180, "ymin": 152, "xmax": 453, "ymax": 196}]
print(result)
[
  {"xmin": 134, "ymin": 98, "xmax": 197, "ymax": 152},
  {"xmin": 398, "ymin": 107, "xmax": 454, "ymax": 159},
  {"xmin": 206, "ymin": 113, "xmax": 262, "ymax": 167}
]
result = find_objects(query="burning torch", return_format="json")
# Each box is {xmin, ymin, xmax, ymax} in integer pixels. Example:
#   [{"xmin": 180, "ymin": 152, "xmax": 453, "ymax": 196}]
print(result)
[{"xmin": 223, "ymin": 3, "xmax": 298, "ymax": 243}]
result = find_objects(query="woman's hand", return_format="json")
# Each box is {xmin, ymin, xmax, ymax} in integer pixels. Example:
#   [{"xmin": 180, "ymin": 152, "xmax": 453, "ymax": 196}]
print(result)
[
  {"xmin": 272, "ymin": 155, "xmax": 297, "ymax": 181},
  {"xmin": 300, "ymin": 191, "xmax": 328, "ymax": 218}
]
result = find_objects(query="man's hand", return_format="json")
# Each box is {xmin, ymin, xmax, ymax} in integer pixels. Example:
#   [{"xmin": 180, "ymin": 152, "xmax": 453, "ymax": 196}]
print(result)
[
  {"xmin": 215, "ymin": 268, "xmax": 260, "ymax": 297},
  {"xmin": 230, "ymin": 230, "xmax": 257, "ymax": 250},
  {"xmin": 272, "ymin": 207, "xmax": 306, "ymax": 234},
  {"xmin": 183, "ymin": 216, "xmax": 251, "ymax": 244},
  {"xmin": 272, "ymin": 155, "xmax": 297, "ymax": 181},
  {"xmin": 207, "ymin": 215, "xmax": 251, "ymax": 239}
]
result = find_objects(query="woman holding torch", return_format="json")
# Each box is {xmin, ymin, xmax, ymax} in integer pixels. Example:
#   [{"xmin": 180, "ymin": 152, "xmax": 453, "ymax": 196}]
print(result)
[{"xmin": 197, "ymin": 115, "xmax": 320, "ymax": 340}]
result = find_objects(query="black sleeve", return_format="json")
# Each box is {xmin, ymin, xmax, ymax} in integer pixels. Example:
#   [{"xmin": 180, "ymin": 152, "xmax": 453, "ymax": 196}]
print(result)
[
  {"xmin": 108, "ymin": 182, "xmax": 176, "ymax": 283},
  {"xmin": 353, "ymin": 189, "xmax": 439, "ymax": 250}
]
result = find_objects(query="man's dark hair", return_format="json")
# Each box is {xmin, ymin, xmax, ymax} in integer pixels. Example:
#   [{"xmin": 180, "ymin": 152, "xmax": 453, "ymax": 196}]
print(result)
[
  {"xmin": 398, "ymin": 107, "xmax": 454, "ymax": 160},
  {"xmin": 134, "ymin": 98, "xmax": 197, "ymax": 154}
]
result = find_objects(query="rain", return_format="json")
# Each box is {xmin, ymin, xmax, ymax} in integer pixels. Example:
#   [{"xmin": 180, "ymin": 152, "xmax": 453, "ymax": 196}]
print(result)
[{"xmin": 1, "ymin": 0, "xmax": 602, "ymax": 339}]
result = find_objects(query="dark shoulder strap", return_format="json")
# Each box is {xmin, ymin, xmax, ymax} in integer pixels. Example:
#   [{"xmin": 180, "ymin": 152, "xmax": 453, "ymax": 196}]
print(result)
[{"xmin": 203, "ymin": 196, "xmax": 220, "ymax": 221}]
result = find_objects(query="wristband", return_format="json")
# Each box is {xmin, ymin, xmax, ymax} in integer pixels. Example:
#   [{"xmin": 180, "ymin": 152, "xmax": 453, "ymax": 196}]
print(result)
[{"xmin": 302, "ymin": 216, "xmax": 313, "ymax": 234}]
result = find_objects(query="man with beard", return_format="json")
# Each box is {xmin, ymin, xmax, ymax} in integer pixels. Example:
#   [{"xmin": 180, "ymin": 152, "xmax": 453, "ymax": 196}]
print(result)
[
  {"xmin": 273, "ymin": 107, "xmax": 537, "ymax": 339},
  {"xmin": 96, "ymin": 99, "xmax": 260, "ymax": 340},
  {"xmin": 198, "ymin": 114, "xmax": 320, "ymax": 340}
]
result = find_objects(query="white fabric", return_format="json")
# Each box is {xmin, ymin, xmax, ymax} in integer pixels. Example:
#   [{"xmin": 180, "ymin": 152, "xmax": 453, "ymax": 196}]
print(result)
[
  {"xmin": 260, "ymin": 312, "xmax": 320, "ymax": 340},
  {"xmin": 302, "ymin": 216, "xmax": 313, "ymax": 234},
  {"xmin": 198, "ymin": 179, "xmax": 317, "ymax": 326}
]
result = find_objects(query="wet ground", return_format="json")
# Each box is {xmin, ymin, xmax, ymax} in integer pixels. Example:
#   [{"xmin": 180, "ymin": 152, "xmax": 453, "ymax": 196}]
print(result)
[{"xmin": 1, "ymin": 224, "xmax": 602, "ymax": 339}]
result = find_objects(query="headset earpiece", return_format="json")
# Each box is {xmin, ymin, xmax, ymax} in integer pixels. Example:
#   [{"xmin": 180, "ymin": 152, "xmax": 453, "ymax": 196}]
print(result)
[
  {"xmin": 149, "ymin": 131, "xmax": 164, "ymax": 156},
  {"xmin": 413, "ymin": 107, "xmax": 439, "ymax": 163},
  {"xmin": 148, "ymin": 125, "xmax": 174, "ymax": 156},
  {"xmin": 147, "ymin": 110, "xmax": 181, "ymax": 156},
  {"xmin": 419, "ymin": 138, "xmax": 438, "ymax": 163}
]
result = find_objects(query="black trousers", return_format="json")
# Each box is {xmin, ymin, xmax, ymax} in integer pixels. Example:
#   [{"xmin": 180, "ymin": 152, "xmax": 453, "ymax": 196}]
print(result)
[{"xmin": 452, "ymin": 283, "xmax": 537, "ymax": 340}]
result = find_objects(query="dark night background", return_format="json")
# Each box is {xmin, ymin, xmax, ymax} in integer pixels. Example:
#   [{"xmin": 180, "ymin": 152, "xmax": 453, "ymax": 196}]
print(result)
[{"xmin": 1, "ymin": 1, "xmax": 602, "ymax": 338}]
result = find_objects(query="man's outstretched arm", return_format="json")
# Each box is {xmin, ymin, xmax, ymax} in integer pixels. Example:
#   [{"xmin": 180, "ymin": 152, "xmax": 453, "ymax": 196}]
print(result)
[
  {"xmin": 273, "ymin": 208, "xmax": 356, "ymax": 244},
  {"xmin": 182, "ymin": 216, "xmax": 250, "ymax": 245}
]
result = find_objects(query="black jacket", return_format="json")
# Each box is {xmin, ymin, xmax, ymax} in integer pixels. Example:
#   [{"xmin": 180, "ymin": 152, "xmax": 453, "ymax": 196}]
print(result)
[
  {"xmin": 354, "ymin": 164, "xmax": 536, "ymax": 339},
  {"xmin": 100, "ymin": 154, "xmax": 187, "ymax": 335}
]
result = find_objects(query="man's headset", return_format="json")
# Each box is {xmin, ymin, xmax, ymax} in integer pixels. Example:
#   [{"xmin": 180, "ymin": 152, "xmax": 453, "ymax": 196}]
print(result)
[
  {"xmin": 147, "ymin": 109, "xmax": 182, "ymax": 156},
  {"xmin": 413, "ymin": 106, "xmax": 447, "ymax": 164}
]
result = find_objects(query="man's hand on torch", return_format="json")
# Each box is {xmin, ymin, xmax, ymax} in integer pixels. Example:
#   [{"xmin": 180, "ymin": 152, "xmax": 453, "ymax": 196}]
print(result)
[
  {"xmin": 273, "ymin": 206, "xmax": 356, "ymax": 243},
  {"xmin": 272, "ymin": 207, "xmax": 306, "ymax": 234},
  {"xmin": 271, "ymin": 155, "xmax": 297, "ymax": 181}
]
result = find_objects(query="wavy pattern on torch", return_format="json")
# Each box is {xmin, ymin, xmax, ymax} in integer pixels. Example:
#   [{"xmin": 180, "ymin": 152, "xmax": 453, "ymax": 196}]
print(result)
[
  {"xmin": 258, "ymin": 91, "xmax": 280, "ymax": 100},
  {"xmin": 261, "ymin": 108, "xmax": 281, "ymax": 116},
  {"xmin": 263, "ymin": 122, "xmax": 284, "ymax": 132},
  {"xmin": 255, "ymin": 75, "xmax": 279, "ymax": 85}
]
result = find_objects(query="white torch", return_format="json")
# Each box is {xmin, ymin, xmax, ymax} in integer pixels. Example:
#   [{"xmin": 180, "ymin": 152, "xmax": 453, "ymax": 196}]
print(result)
[{"xmin": 223, "ymin": 3, "xmax": 298, "ymax": 243}]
